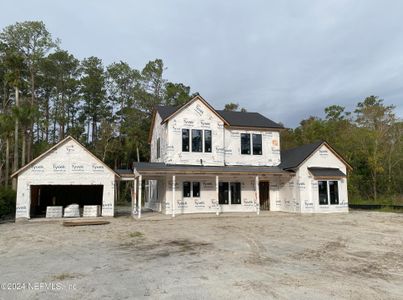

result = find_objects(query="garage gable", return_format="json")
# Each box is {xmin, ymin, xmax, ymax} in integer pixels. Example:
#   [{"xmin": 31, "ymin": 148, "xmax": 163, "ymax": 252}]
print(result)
[{"xmin": 12, "ymin": 136, "xmax": 118, "ymax": 179}]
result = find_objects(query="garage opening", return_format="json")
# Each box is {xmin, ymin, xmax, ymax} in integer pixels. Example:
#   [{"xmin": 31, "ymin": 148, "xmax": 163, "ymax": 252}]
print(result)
[{"xmin": 30, "ymin": 185, "xmax": 103, "ymax": 218}]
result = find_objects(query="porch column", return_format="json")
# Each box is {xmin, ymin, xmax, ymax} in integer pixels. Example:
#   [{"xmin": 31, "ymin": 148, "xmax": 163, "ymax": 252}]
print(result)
[
  {"xmin": 216, "ymin": 175, "xmax": 219, "ymax": 216},
  {"xmin": 172, "ymin": 175, "xmax": 176, "ymax": 217},
  {"xmin": 138, "ymin": 175, "xmax": 142, "ymax": 219},
  {"xmin": 132, "ymin": 177, "xmax": 137, "ymax": 217},
  {"xmin": 255, "ymin": 175, "xmax": 260, "ymax": 215}
]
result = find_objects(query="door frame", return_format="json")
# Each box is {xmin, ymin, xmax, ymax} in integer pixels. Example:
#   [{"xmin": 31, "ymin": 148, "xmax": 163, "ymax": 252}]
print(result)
[{"xmin": 259, "ymin": 181, "xmax": 270, "ymax": 210}]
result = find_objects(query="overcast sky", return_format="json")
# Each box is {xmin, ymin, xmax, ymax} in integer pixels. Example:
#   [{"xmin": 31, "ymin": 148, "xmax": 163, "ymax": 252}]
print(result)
[{"xmin": 1, "ymin": 0, "xmax": 402, "ymax": 127}]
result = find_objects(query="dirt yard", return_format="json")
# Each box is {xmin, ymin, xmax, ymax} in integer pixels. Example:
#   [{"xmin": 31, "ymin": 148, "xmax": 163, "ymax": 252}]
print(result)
[{"xmin": 0, "ymin": 211, "xmax": 402, "ymax": 299}]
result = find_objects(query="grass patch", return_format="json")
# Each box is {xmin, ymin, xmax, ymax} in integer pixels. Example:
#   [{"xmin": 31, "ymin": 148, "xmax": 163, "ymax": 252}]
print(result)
[
  {"xmin": 377, "ymin": 206, "xmax": 403, "ymax": 213},
  {"xmin": 51, "ymin": 272, "xmax": 77, "ymax": 281},
  {"xmin": 129, "ymin": 231, "xmax": 144, "ymax": 238}
]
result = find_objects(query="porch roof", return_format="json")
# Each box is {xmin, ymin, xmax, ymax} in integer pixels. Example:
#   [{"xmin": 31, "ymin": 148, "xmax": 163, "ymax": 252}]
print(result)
[
  {"xmin": 131, "ymin": 162, "xmax": 291, "ymax": 176},
  {"xmin": 308, "ymin": 167, "xmax": 346, "ymax": 178}
]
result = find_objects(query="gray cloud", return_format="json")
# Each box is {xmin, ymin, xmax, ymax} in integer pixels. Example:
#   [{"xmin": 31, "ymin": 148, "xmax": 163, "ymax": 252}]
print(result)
[{"xmin": 1, "ymin": 0, "xmax": 402, "ymax": 127}]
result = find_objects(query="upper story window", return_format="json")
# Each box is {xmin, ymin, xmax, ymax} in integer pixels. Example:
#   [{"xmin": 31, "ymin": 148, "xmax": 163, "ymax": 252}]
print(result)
[
  {"xmin": 156, "ymin": 138, "xmax": 161, "ymax": 159},
  {"xmin": 204, "ymin": 130, "xmax": 212, "ymax": 153},
  {"xmin": 182, "ymin": 129, "xmax": 190, "ymax": 152},
  {"xmin": 252, "ymin": 134, "xmax": 262, "ymax": 155},
  {"xmin": 241, "ymin": 133, "xmax": 251, "ymax": 154},
  {"xmin": 182, "ymin": 128, "xmax": 212, "ymax": 153},
  {"xmin": 241, "ymin": 133, "xmax": 262, "ymax": 155},
  {"xmin": 192, "ymin": 129, "xmax": 203, "ymax": 152}
]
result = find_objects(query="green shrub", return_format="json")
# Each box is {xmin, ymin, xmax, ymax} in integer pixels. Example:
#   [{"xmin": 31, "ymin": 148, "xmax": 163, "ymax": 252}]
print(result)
[{"xmin": 0, "ymin": 187, "xmax": 16, "ymax": 218}]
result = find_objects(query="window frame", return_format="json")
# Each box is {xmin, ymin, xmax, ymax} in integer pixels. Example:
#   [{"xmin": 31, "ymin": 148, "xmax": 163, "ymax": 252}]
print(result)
[
  {"xmin": 183, "ymin": 181, "xmax": 201, "ymax": 198},
  {"xmin": 241, "ymin": 133, "xmax": 251, "ymax": 155},
  {"xmin": 318, "ymin": 180, "xmax": 340, "ymax": 205},
  {"xmin": 230, "ymin": 182, "xmax": 241, "ymax": 204},
  {"xmin": 156, "ymin": 137, "xmax": 161, "ymax": 159},
  {"xmin": 219, "ymin": 181, "xmax": 242, "ymax": 205},
  {"xmin": 191, "ymin": 129, "xmax": 203, "ymax": 152},
  {"xmin": 182, "ymin": 129, "xmax": 190, "ymax": 152},
  {"xmin": 204, "ymin": 130, "xmax": 212, "ymax": 153},
  {"xmin": 183, "ymin": 181, "xmax": 191, "ymax": 198},
  {"xmin": 192, "ymin": 182, "xmax": 200, "ymax": 198},
  {"xmin": 252, "ymin": 133, "xmax": 262, "ymax": 155}
]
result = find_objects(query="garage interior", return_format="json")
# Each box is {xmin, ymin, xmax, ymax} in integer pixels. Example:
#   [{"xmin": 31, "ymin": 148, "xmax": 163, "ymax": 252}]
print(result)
[{"xmin": 30, "ymin": 185, "xmax": 104, "ymax": 217}]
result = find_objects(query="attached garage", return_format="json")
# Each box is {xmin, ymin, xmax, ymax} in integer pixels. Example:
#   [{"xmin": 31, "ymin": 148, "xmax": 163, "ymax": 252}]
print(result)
[{"xmin": 12, "ymin": 136, "xmax": 119, "ymax": 219}]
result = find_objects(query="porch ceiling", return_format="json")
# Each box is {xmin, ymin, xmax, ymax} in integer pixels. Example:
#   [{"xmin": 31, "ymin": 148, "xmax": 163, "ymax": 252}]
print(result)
[{"xmin": 132, "ymin": 162, "xmax": 293, "ymax": 177}]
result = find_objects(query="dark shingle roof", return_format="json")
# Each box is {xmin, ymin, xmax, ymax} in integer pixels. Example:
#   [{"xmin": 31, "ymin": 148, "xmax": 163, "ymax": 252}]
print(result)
[
  {"xmin": 155, "ymin": 106, "xmax": 177, "ymax": 120},
  {"xmin": 155, "ymin": 106, "xmax": 283, "ymax": 129},
  {"xmin": 133, "ymin": 162, "xmax": 287, "ymax": 174},
  {"xmin": 216, "ymin": 110, "xmax": 283, "ymax": 129},
  {"xmin": 279, "ymin": 141, "xmax": 324, "ymax": 170},
  {"xmin": 308, "ymin": 167, "xmax": 346, "ymax": 177}
]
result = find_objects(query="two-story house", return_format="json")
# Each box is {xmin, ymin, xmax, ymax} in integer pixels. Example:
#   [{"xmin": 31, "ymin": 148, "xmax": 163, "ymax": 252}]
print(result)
[{"xmin": 133, "ymin": 95, "xmax": 352, "ymax": 216}]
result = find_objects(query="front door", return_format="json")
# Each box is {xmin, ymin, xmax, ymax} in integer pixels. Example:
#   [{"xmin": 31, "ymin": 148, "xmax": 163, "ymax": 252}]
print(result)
[{"xmin": 259, "ymin": 181, "xmax": 270, "ymax": 210}]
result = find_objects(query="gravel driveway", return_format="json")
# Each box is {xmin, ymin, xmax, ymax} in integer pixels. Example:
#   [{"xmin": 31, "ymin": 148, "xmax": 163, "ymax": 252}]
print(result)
[{"xmin": 0, "ymin": 211, "xmax": 402, "ymax": 299}]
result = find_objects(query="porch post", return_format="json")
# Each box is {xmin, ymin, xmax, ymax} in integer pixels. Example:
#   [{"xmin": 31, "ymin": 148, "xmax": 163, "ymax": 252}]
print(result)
[
  {"xmin": 172, "ymin": 175, "xmax": 176, "ymax": 217},
  {"xmin": 216, "ymin": 175, "xmax": 219, "ymax": 216},
  {"xmin": 132, "ymin": 177, "xmax": 137, "ymax": 217},
  {"xmin": 138, "ymin": 175, "xmax": 142, "ymax": 218},
  {"xmin": 255, "ymin": 175, "xmax": 260, "ymax": 215}
]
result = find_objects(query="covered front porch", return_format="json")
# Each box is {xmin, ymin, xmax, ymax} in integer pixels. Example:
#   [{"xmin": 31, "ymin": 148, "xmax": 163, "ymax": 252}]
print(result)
[{"xmin": 119, "ymin": 163, "xmax": 293, "ymax": 218}]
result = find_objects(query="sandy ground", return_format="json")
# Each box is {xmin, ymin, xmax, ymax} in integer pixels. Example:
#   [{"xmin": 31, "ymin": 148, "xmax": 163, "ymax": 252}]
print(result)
[{"xmin": 0, "ymin": 211, "xmax": 402, "ymax": 300}]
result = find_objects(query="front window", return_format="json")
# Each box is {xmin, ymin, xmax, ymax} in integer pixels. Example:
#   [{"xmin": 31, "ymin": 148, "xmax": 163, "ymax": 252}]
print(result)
[
  {"xmin": 192, "ymin": 129, "xmax": 202, "ymax": 152},
  {"xmin": 219, "ymin": 182, "xmax": 229, "ymax": 204},
  {"xmin": 192, "ymin": 182, "xmax": 200, "ymax": 197},
  {"xmin": 329, "ymin": 181, "xmax": 339, "ymax": 204},
  {"xmin": 241, "ymin": 133, "xmax": 251, "ymax": 154},
  {"xmin": 182, "ymin": 129, "xmax": 189, "ymax": 152},
  {"xmin": 252, "ymin": 134, "xmax": 262, "ymax": 155},
  {"xmin": 230, "ymin": 182, "xmax": 241, "ymax": 204},
  {"xmin": 183, "ymin": 181, "xmax": 191, "ymax": 197},
  {"xmin": 318, "ymin": 180, "xmax": 339, "ymax": 205},
  {"xmin": 219, "ymin": 182, "xmax": 241, "ymax": 205},
  {"xmin": 204, "ymin": 130, "xmax": 212, "ymax": 153}
]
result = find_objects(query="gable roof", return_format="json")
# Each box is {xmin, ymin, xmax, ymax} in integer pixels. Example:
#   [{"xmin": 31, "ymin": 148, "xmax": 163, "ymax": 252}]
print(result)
[
  {"xmin": 279, "ymin": 140, "xmax": 352, "ymax": 171},
  {"xmin": 159, "ymin": 95, "xmax": 229, "ymax": 125},
  {"xmin": 155, "ymin": 105, "xmax": 177, "ymax": 120},
  {"xmin": 11, "ymin": 136, "xmax": 120, "ymax": 178},
  {"xmin": 153, "ymin": 95, "xmax": 283, "ymax": 129}
]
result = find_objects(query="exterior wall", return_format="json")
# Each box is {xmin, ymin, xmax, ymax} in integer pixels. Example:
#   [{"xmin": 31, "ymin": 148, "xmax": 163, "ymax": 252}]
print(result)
[
  {"xmin": 165, "ymin": 99, "xmax": 225, "ymax": 166},
  {"xmin": 224, "ymin": 129, "xmax": 281, "ymax": 166},
  {"xmin": 298, "ymin": 145, "xmax": 348, "ymax": 213},
  {"xmin": 153, "ymin": 98, "xmax": 282, "ymax": 166},
  {"xmin": 150, "ymin": 113, "xmax": 168, "ymax": 163},
  {"xmin": 15, "ymin": 139, "xmax": 116, "ymax": 219},
  {"xmin": 161, "ymin": 175, "xmax": 260, "ymax": 214},
  {"xmin": 273, "ymin": 175, "xmax": 301, "ymax": 212},
  {"xmin": 277, "ymin": 145, "xmax": 348, "ymax": 213}
]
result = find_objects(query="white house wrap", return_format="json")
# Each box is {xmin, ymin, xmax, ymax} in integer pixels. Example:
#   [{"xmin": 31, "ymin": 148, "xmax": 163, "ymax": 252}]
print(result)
[
  {"xmin": 12, "ymin": 136, "xmax": 118, "ymax": 219},
  {"xmin": 130, "ymin": 95, "xmax": 352, "ymax": 217}
]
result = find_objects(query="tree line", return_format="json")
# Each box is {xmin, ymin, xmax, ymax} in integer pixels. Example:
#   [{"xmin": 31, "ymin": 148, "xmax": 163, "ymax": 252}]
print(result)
[
  {"xmin": 0, "ymin": 21, "xmax": 401, "ymax": 204},
  {"xmin": 0, "ymin": 21, "xmax": 195, "ymax": 189}
]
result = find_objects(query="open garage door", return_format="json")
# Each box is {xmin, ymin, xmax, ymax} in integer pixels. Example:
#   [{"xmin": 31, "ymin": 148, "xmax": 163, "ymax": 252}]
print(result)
[{"xmin": 30, "ymin": 185, "xmax": 103, "ymax": 218}]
